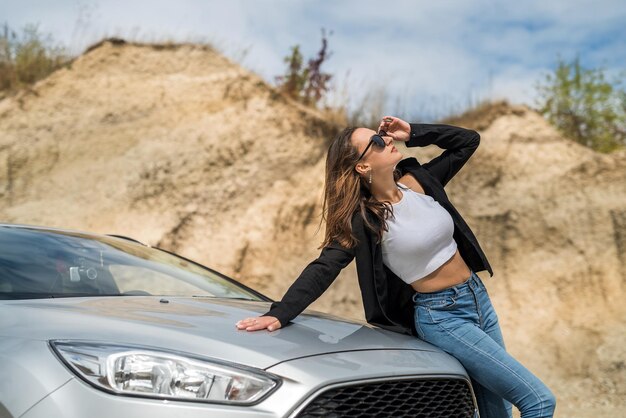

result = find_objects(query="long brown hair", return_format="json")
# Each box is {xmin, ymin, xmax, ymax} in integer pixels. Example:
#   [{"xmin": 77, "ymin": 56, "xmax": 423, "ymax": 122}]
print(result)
[{"xmin": 318, "ymin": 126, "xmax": 403, "ymax": 249}]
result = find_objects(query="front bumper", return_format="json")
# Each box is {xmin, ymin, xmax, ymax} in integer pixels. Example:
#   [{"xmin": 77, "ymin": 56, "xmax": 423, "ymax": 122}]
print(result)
[{"xmin": 21, "ymin": 349, "xmax": 477, "ymax": 418}]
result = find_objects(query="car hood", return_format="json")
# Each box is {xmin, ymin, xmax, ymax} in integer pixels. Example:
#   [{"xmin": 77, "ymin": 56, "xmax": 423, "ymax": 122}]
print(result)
[{"xmin": 0, "ymin": 297, "xmax": 437, "ymax": 369}]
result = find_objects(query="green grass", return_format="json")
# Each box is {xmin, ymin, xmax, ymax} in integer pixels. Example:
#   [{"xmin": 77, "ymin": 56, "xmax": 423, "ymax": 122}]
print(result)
[{"xmin": 0, "ymin": 23, "xmax": 72, "ymax": 98}]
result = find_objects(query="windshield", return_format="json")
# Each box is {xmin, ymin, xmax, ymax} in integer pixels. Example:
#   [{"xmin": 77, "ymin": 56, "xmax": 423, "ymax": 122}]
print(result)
[{"xmin": 0, "ymin": 226, "xmax": 266, "ymax": 301}]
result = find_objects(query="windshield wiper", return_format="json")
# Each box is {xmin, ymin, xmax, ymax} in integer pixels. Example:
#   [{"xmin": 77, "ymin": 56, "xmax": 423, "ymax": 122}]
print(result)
[
  {"xmin": 0, "ymin": 293, "xmax": 260, "ymax": 301},
  {"xmin": 0, "ymin": 292, "xmax": 128, "ymax": 300},
  {"xmin": 190, "ymin": 295, "xmax": 256, "ymax": 301}
]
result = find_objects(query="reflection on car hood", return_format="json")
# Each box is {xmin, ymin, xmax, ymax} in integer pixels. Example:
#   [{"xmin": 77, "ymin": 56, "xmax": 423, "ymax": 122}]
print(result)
[{"xmin": 0, "ymin": 297, "xmax": 437, "ymax": 369}]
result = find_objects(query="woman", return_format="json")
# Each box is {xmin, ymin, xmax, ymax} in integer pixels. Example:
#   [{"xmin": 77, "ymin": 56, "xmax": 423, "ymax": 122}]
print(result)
[{"xmin": 236, "ymin": 116, "xmax": 556, "ymax": 418}]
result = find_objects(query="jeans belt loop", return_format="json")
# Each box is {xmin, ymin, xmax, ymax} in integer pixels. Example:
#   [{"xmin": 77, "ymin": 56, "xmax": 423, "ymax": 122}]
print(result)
[{"xmin": 469, "ymin": 273, "xmax": 477, "ymax": 291}]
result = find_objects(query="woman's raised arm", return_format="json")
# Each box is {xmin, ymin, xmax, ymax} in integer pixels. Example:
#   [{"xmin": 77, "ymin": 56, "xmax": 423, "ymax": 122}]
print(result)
[
  {"xmin": 378, "ymin": 116, "xmax": 480, "ymax": 188},
  {"xmin": 406, "ymin": 123, "xmax": 480, "ymax": 187}
]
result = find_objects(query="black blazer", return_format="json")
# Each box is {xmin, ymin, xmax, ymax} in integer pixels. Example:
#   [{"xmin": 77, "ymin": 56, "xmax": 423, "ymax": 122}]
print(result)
[{"xmin": 262, "ymin": 123, "xmax": 493, "ymax": 337}]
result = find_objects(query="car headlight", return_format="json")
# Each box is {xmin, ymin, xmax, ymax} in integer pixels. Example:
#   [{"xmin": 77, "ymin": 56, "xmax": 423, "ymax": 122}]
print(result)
[{"xmin": 49, "ymin": 341, "xmax": 281, "ymax": 405}]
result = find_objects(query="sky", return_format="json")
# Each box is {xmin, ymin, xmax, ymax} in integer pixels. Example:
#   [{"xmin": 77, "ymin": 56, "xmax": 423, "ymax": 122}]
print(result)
[{"xmin": 2, "ymin": 0, "xmax": 625, "ymax": 121}]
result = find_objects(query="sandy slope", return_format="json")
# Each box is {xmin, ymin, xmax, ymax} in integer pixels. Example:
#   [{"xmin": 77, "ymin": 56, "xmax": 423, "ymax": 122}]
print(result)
[{"xmin": 1, "ymin": 39, "xmax": 624, "ymax": 417}]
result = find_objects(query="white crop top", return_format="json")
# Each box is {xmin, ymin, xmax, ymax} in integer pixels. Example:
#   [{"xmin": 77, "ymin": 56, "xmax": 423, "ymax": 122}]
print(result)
[{"xmin": 381, "ymin": 182, "xmax": 457, "ymax": 285}]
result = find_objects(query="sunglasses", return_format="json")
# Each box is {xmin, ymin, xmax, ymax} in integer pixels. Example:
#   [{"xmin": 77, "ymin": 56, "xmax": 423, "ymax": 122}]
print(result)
[{"xmin": 356, "ymin": 130, "xmax": 388, "ymax": 162}]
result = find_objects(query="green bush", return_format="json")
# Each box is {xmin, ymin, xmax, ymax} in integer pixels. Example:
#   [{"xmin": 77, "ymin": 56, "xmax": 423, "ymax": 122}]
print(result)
[
  {"xmin": 0, "ymin": 23, "xmax": 70, "ymax": 96},
  {"xmin": 274, "ymin": 28, "xmax": 333, "ymax": 107},
  {"xmin": 534, "ymin": 55, "xmax": 626, "ymax": 153}
]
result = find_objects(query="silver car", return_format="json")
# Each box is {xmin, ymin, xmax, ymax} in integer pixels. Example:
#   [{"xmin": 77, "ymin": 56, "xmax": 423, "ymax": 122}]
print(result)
[{"xmin": 0, "ymin": 223, "xmax": 479, "ymax": 418}]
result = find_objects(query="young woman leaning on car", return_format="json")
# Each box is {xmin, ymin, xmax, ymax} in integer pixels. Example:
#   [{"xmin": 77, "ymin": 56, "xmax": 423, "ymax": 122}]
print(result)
[{"xmin": 236, "ymin": 116, "xmax": 557, "ymax": 418}]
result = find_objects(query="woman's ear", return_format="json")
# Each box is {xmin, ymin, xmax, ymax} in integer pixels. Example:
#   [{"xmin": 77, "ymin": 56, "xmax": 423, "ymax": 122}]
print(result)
[{"xmin": 354, "ymin": 162, "xmax": 370, "ymax": 177}]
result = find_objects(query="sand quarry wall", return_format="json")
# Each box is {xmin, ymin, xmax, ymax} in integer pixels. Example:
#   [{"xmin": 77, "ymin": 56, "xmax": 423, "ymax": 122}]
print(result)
[{"xmin": 1, "ymin": 40, "xmax": 625, "ymax": 417}]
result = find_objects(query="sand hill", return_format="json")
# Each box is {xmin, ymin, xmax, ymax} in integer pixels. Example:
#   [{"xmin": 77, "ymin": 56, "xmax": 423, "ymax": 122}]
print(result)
[{"xmin": 1, "ymin": 39, "xmax": 625, "ymax": 417}]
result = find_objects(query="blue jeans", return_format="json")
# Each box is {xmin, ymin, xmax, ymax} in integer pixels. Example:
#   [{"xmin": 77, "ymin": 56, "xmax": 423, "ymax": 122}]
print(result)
[{"xmin": 412, "ymin": 270, "xmax": 556, "ymax": 418}]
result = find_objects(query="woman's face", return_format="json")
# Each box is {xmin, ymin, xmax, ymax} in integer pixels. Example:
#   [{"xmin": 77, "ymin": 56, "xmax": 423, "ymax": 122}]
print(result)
[{"xmin": 351, "ymin": 127, "xmax": 403, "ymax": 177}]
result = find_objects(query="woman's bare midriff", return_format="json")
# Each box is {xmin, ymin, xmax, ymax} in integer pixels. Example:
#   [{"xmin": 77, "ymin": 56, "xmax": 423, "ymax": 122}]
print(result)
[
  {"xmin": 394, "ymin": 173, "xmax": 473, "ymax": 293},
  {"xmin": 409, "ymin": 248, "xmax": 472, "ymax": 293}
]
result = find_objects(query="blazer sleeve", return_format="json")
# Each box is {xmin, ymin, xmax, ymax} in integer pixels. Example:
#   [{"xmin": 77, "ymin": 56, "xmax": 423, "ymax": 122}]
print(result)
[
  {"xmin": 260, "ymin": 239, "xmax": 356, "ymax": 327},
  {"xmin": 406, "ymin": 123, "xmax": 480, "ymax": 187}
]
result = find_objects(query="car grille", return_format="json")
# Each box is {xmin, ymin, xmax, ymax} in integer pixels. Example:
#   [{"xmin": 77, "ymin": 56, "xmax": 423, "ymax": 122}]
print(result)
[{"xmin": 294, "ymin": 377, "xmax": 476, "ymax": 418}]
